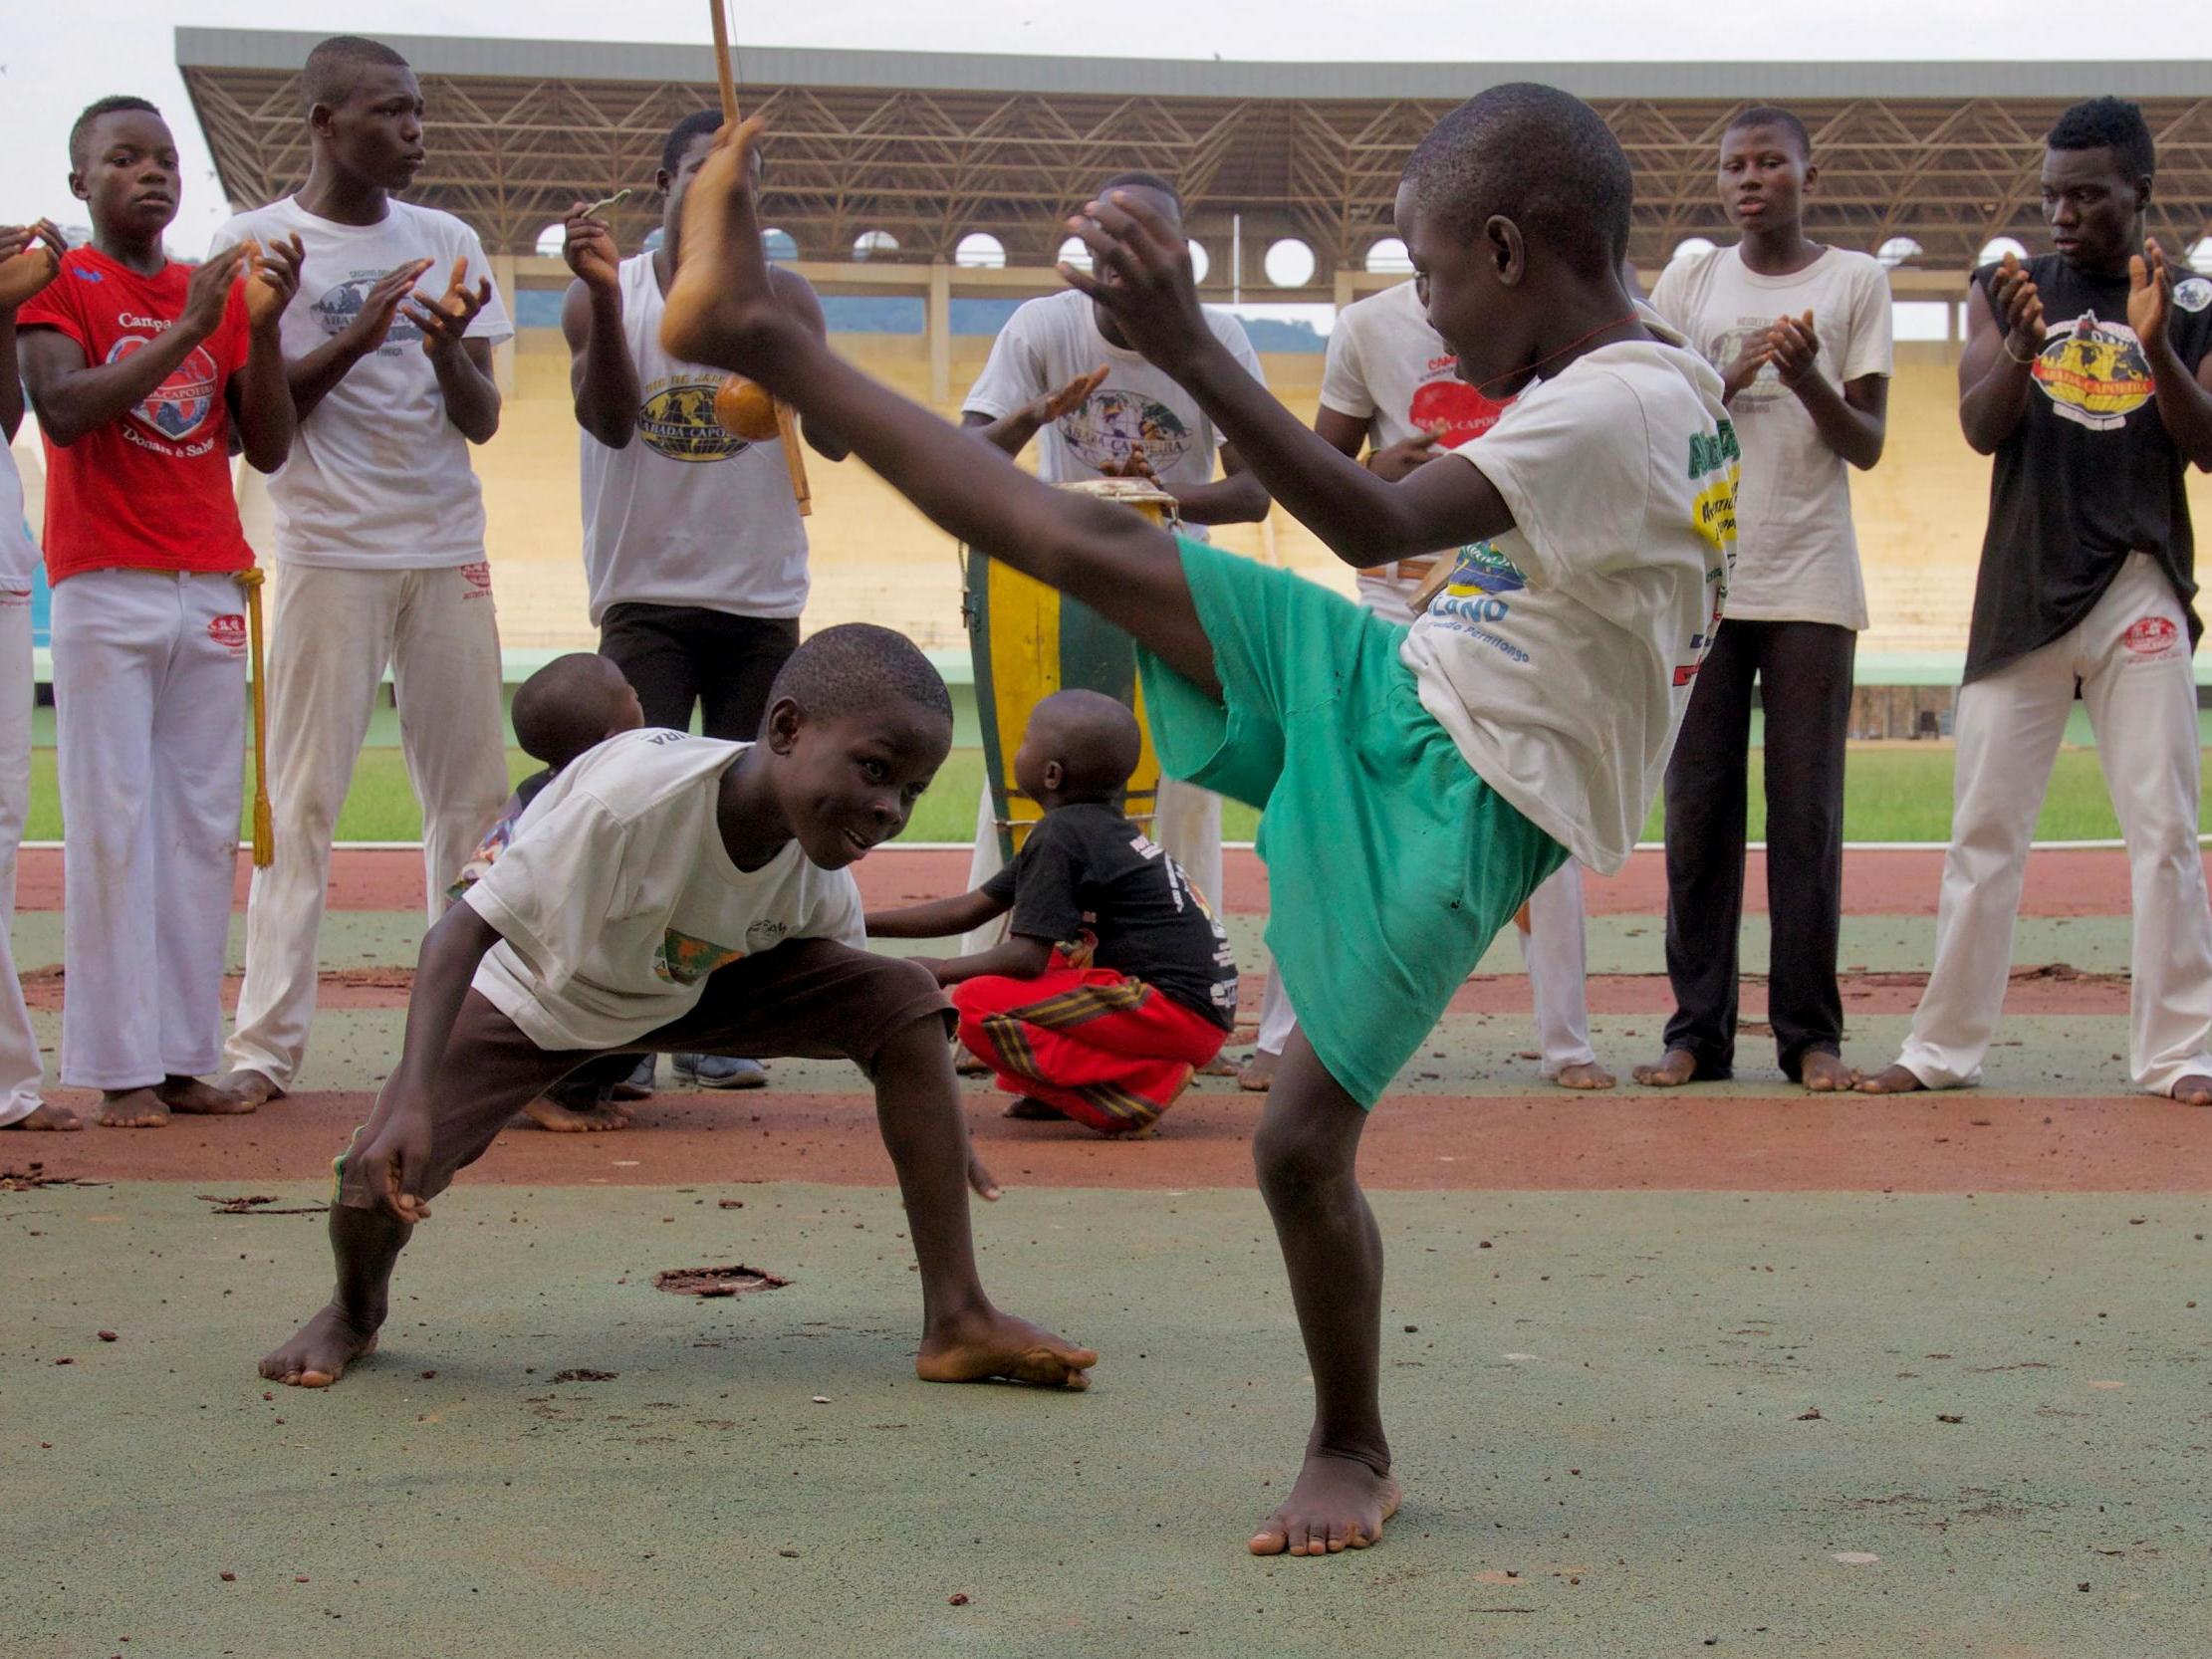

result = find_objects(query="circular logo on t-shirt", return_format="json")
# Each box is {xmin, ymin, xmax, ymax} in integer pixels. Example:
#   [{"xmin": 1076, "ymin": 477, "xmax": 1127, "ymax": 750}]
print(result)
[
  {"xmin": 2033, "ymin": 311, "xmax": 2153, "ymax": 433},
  {"xmin": 2175, "ymin": 277, "xmax": 2211, "ymax": 316},
  {"xmin": 636, "ymin": 380, "xmax": 747, "ymax": 462},
  {"xmin": 1407, "ymin": 379, "xmax": 1511, "ymax": 447},
  {"xmin": 109, "ymin": 335, "xmax": 218, "ymax": 442},
  {"xmin": 1057, "ymin": 390, "xmax": 1194, "ymax": 475},
  {"xmin": 309, "ymin": 274, "xmax": 425, "ymax": 347}
]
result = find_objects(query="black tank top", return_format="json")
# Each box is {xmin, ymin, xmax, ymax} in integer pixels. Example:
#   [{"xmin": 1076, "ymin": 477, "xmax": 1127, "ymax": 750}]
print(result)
[{"xmin": 1965, "ymin": 252, "xmax": 2212, "ymax": 682}]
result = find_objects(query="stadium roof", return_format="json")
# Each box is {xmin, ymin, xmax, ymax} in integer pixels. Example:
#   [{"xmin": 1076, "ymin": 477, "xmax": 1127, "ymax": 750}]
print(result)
[{"xmin": 178, "ymin": 30, "xmax": 2212, "ymax": 284}]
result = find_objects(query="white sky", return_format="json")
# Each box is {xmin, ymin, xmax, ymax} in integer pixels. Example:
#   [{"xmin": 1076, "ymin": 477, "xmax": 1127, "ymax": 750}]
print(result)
[{"xmin": 1, "ymin": 1, "xmax": 2119, "ymax": 249}]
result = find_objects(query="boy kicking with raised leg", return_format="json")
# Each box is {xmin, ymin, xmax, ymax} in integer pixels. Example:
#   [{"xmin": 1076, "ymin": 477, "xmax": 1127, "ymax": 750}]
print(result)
[{"xmin": 663, "ymin": 85, "xmax": 1736, "ymax": 1555}]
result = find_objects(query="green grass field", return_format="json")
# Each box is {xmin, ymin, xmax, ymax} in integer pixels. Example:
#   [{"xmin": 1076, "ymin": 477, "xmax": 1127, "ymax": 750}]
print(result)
[{"xmin": 17, "ymin": 744, "xmax": 2208, "ymax": 844}]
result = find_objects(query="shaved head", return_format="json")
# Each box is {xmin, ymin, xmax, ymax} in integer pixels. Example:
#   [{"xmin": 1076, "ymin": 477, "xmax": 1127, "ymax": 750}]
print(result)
[
  {"xmin": 511, "ymin": 653, "xmax": 642, "ymax": 770},
  {"xmin": 1028, "ymin": 689, "xmax": 1142, "ymax": 800},
  {"xmin": 302, "ymin": 35, "xmax": 411, "ymax": 113}
]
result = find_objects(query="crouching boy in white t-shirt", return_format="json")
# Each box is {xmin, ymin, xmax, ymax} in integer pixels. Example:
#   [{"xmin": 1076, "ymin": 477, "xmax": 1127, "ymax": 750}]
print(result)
[{"xmin": 259, "ymin": 623, "xmax": 1097, "ymax": 1395}]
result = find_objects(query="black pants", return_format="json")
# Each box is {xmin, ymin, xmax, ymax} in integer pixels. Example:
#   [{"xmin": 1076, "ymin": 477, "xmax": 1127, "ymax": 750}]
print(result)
[
  {"xmin": 598, "ymin": 602, "xmax": 800, "ymax": 740},
  {"xmin": 1660, "ymin": 618, "xmax": 1854, "ymax": 1080}
]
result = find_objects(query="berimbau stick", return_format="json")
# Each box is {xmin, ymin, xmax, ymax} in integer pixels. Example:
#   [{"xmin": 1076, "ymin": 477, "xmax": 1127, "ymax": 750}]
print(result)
[{"xmin": 709, "ymin": 0, "xmax": 811, "ymax": 514}]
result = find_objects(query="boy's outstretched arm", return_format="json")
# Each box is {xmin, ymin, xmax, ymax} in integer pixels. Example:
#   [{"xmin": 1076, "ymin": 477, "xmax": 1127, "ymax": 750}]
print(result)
[
  {"xmin": 867, "ymin": 888, "xmax": 1008, "ymax": 939},
  {"xmin": 346, "ymin": 904, "xmax": 502, "ymax": 1225},
  {"xmin": 659, "ymin": 118, "xmax": 1222, "ymax": 698},
  {"xmin": 1061, "ymin": 195, "xmax": 1514, "ymax": 565},
  {"xmin": 928, "ymin": 933, "xmax": 1054, "ymax": 987}
]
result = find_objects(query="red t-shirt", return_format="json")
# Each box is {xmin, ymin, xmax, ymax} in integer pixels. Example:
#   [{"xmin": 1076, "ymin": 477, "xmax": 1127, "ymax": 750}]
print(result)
[{"xmin": 18, "ymin": 247, "xmax": 255, "ymax": 583}]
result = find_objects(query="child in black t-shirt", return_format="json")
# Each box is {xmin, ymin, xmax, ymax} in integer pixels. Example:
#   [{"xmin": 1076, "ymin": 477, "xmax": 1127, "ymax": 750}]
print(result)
[{"xmin": 868, "ymin": 689, "xmax": 1236, "ymax": 1135}]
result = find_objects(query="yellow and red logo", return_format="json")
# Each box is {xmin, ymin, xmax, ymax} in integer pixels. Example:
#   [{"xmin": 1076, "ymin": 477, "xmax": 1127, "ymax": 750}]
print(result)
[{"xmin": 2033, "ymin": 311, "xmax": 2153, "ymax": 433}]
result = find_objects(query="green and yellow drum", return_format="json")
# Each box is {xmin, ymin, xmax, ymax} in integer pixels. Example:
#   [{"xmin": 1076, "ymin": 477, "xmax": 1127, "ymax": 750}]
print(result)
[{"xmin": 964, "ymin": 478, "xmax": 1173, "ymax": 861}]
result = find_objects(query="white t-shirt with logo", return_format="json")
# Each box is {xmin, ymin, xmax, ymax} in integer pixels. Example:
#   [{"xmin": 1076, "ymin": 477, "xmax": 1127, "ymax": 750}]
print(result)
[
  {"xmin": 0, "ymin": 442, "xmax": 38, "ymax": 587},
  {"xmin": 464, "ymin": 728, "xmax": 864, "ymax": 1050},
  {"xmin": 579, "ymin": 254, "xmax": 808, "ymax": 623},
  {"xmin": 1321, "ymin": 280, "xmax": 1515, "ymax": 613},
  {"xmin": 1399, "ymin": 339, "xmax": 1740, "ymax": 874},
  {"xmin": 1648, "ymin": 245, "xmax": 1891, "ymax": 630},
  {"xmin": 209, "ymin": 197, "xmax": 514, "ymax": 570},
  {"xmin": 962, "ymin": 289, "xmax": 1264, "ymax": 537}
]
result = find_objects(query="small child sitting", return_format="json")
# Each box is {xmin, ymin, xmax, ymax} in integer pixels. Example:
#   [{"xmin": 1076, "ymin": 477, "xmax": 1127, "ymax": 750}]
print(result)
[
  {"xmin": 868, "ymin": 689, "xmax": 1237, "ymax": 1135},
  {"xmin": 448, "ymin": 652, "xmax": 645, "ymax": 903}
]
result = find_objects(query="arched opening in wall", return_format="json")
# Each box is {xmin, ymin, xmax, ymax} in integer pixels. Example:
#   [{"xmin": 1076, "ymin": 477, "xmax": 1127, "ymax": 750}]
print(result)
[
  {"xmin": 762, "ymin": 228, "xmax": 798, "ymax": 263},
  {"xmin": 1057, "ymin": 235, "xmax": 1093, "ymax": 274},
  {"xmin": 1670, "ymin": 236, "xmax": 1717, "ymax": 264},
  {"xmin": 954, "ymin": 232, "xmax": 1006, "ymax": 270},
  {"xmin": 1264, "ymin": 237, "xmax": 1317, "ymax": 288},
  {"xmin": 2189, "ymin": 236, "xmax": 2212, "ymax": 276},
  {"xmin": 533, "ymin": 221, "xmax": 566, "ymax": 258},
  {"xmin": 1876, "ymin": 236, "xmax": 1922, "ymax": 269},
  {"xmin": 1185, "ymin": 239, "xmax": 1211, "ymax": 284},
  {"xmin": 853, "ymin": 229, "xmax": 899, "ymax": 262},
  {"xmin": 1363, "ymin": 237, "xmax": 1412, "ymax": 275},
  {"xmin": 1977, "ymin": 236, "xmax": 2029, "ymax": 266}
]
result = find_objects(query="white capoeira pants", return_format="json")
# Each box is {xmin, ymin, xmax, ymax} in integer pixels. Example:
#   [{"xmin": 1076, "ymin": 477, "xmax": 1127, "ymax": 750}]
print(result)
[
  {"xmin": 959, "ymin": 778, "xmax": 1223, "ymax": 957},
  {"xmin": 1254, "ymin": 858, "xmax": 1598, "ymax": 1074},
  {"xmin": 52, "ymin": 569, "xmax": 247, "ymax": 1090},
  {"xmin": 224, "ymin": 563, "xmax": 508, "ymax": 1089},
  {"xmin": 0, "ymin": 588, "xmax": 44, "ymax": 1122},
  {"xmin": 1896, "ymin": 554, "xmax": 2212, "ymax": 1096}
]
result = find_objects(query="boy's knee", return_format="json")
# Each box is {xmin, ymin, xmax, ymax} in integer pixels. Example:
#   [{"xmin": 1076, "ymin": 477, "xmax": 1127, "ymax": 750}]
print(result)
[{"xmin": 1253, "ymin": 1114, "xmax": 1352, "ymax": 1205}]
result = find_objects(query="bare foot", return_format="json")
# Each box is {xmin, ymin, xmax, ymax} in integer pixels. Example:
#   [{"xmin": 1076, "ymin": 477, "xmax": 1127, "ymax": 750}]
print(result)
[
  {"xmin": 4, "ymin": 1101, "xmax": 83, "ymax": 1131},
  {"xmin": 2170, "ymin": 1073, "xmax": 2212, "ymax": 1107},
  {"xmin": 259, "ymin": 1303, "xmax": 379, "ymax": 1387},
  {"xmin": 1002, "ymin": 1095, "xmax": 1067, "ymax": 1121},
  {"xmin": 1238, "ymin": 1050, "xmax": 1279, "ymax": 1092},
  {"xmin": 915, "ymin": 1305, "xmax": 1097, "ymax": 1389},
  {"xmin": 1631, "ymin": 1048, "xmax": 1699, "ymax": 1088},
  {"xmin": 515, "ymin": 1095, "xmax": 630, "ymax": 1132},
  {"xmin": 967, "ymin": 1151, "xmax": 1002, "ymax": 1202},
  {"xmin": 660, "ymin": 116, "xmax": 785, "ymax": 372},
  {"xmin": 1857, "ymin": 1064, "xmax": 1927, "ymax": 1095},
  {"xmin": 1552, "ymin": 1060, "xmax": 1616, "ymax": 1090},
  {"xmin": 1799, "ymin": 1051, "xmax": 1861, "ymax": 1092},
  {"xmin": 161, "ymin": 1074, "xmax": 259, "ymax": 1115},
  {"xmin": 97, "ymin": 1087, "xmax": 168, "ymax": 1128},
  {"xmin": 1249, "ymin": 1453, "xmax": 1404, "ymax": 1556},
  {"xmin": 1197, "ymin": 1056, "xmax": 1238, "ymax": 1078},
  {"xmin": 211, "ymin": 1068, "xmax": 285, "ymax": 1110}
]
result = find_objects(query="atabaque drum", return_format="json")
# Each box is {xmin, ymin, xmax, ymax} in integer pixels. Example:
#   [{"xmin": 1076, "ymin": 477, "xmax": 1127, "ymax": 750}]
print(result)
[{"xmin": 964, "ymin": 478, "xmax": 1174, "ymax": 861}]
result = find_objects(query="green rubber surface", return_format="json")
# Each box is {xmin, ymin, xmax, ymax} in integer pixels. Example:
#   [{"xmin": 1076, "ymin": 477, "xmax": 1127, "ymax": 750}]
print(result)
[{"xmin": 3, "ymin": 1183, "xmax": 2205, "ymax": 1658}]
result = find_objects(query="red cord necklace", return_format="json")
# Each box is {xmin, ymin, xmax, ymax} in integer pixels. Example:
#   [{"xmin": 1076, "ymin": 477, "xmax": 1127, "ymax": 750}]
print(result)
[{"xmin": 1470, "ymin": 311, "xmax": 1644, "ymax": 395}]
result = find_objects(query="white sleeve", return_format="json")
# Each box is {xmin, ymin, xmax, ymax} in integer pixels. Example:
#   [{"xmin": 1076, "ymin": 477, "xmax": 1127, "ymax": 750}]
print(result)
[
  {"xmin": 206, "ymin": 216, "xmax": 251, "ymax": 259},
  {"xmin": 809, "ymin": 872, "xmax": 868, "ymax": 949},
  {"xmin": 1318, "ymin": 312, "xmax": 1374, "ymax": 419},
  {"xmin": 462, "ymin": 793, "xmax": 637, "ymax": 976},
  {"xmin": 1450, "ymin": 369, "xmax": 1651, "ymax": 590},
  {"xmin": 1215, "ymin": 312, "xmax": 1267, "ymax": 389},
  {"xmin": 452, "ymin": 221, "xmax": 515, "ymax": 346},
  {"xmin": 962, "ymin": 304, "xmax": 1048, "ymax": 419},
  {"xmin": 1646, "ymin": 258, "xmax": 1690, "ymax": 337},
  {"xmin": 1839, "ymin": 261, "xmax": 1893, "ymax": 383}
]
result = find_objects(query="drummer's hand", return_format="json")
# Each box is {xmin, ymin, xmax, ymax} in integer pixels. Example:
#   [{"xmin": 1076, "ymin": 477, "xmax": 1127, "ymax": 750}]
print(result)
[
  {"xmin": 1097, "ymin": 446, "xmax": 1156, "ymax": 481},
  {"xmin": 1060, "ymin": 192, "xmax": 1214, "ymax": 369}
]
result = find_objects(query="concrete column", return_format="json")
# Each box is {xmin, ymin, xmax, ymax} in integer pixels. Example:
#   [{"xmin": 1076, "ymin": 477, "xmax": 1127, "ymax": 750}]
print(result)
[
  {"xmin": 927, "ymin": 260, "xmax": 952, "ymax": 407},
  {"xmin": 1332, "ymin": 269, "xmax": 1354, "ymax": 317},
  {"xmin": 490, "ymin": 253, "xmax": 519, "ymax": 396}
]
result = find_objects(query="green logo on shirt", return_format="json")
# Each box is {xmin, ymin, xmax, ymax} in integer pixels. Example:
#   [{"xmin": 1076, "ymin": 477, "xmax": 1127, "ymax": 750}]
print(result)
[
  {"xmin": 653, "ymin": 928, "xmax": 745, "ymax": 985},
  {"xmin": 1686, "ymin": 421, "xmax": 1741, "ymax": 479}
]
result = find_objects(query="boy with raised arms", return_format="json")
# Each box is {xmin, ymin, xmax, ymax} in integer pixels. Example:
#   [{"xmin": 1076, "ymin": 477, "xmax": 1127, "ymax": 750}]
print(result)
[
  {"xmin": 211, "ymin": 35, "xmax": 515, "ymax": 1112},
  {"xmin": 260, "ymin": 623, "xmax": 1095, "ymax": 1394},
  {"xmin": 18, "ymin": 98, "xmax": 302, "ymax": 1128},
  {"xmin": 660, "ymin": 85, "xmax": 1736, "ymax": 1555}
]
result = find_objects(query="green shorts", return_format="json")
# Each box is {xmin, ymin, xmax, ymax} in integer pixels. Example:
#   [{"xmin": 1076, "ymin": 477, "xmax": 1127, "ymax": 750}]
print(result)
[{"xmin": 1137, "ymin": 538, "xmax": 1567, "ymax": 1107}]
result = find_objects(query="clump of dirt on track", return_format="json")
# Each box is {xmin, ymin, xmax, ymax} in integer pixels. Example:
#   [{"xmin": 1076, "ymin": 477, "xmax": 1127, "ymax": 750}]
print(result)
[{"xmin": 654, "ymin": 1265, "xmax": 789, "ymax": 1298}]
